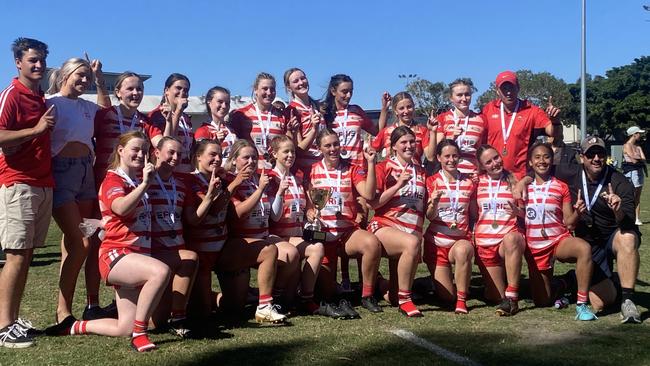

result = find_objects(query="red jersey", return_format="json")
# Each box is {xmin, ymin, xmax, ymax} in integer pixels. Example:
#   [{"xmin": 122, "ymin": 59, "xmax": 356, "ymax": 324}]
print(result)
[
  {"xmin": 309, "ymin": 160, "xmax": 366, "ymax": 241},
  {"xmin": 371, "ymin": 123, "xmax": 430, "ymax": 164},
  {"xmin": 370, "ymin": 157, "xmax": 427, "ymax": 235},
  {"xmin": 481, "ymin": 99, "xmax": 551, "ymax": 179},
  {"xmin": 436, "ymin": 110, "xmax": 486, "ymax": 174},
  {"xmin": 525, "ymin": 177, "xmax": 571, "ymax": 249},
  {"xmin": 228, "ymin": 174, "xmax": 271, "ymax": 239},
  {"xmin": 289, "ymin": 98, "xmax": 322, "ymax": 172},
  {"xmin": 0, "ymin": 78, "xmax": 53, "ymax": 187},
  {"xmin": 94, "ymin": 106, "xmax": 162, "ymax": 185},
  {"xmin": 330, "ymin": 105, "xmax": 373, "ymax": 166},
  {"xmin": 424, "ymin": 172, "xmax": 475, "ymax": 248},
  {"xmin": 184, "ymin": 172, "xmax": 228, "ymax": 252},
  {"xmin": 474, "ymin": 174, "xmax": 519, "ymax": 247},
  {"xmin": 268, "ymin": 168, "xmax": 306, "ymax": 238},
  {"xmin": 148, "ymin": 106, "xmax": 194, "ymax": 173},
  {"xmin": 147, "ymin": 172, "xmax": 191, "ymax": 250},
  {"xmin": 194, "ymin": 121, "xmax": 237, "ymax": 166},
  {"xmin": 99, "ymin": 170, "xmax": 151, "ymax": 253},
  {"xmin": 231, "ymin": 103, "xmax": 287, "ymax": 170}
]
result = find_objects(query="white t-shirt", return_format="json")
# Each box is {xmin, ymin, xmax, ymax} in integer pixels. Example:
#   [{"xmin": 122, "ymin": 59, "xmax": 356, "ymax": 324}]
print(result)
[{"xmin": 47, "ymin": 94, "xmax": 99, "ymax": 156}]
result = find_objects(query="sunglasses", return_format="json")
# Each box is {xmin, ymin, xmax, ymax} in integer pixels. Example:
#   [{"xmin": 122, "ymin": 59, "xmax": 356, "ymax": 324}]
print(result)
[{"xmin": 584, "ymin": 150, "xmax": 606, "ymax": 159}]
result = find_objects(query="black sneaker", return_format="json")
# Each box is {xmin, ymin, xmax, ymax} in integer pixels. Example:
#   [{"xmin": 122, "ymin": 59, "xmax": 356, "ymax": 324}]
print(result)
[
  {"xmin": 15, "ymin": 318, "xmax": 42, "ymax": 337},
  {"xmin": 0, "ymin": 322, "xmax": 34, "ymax": 348},
  {"xmin": 495, "ymin": 298, "xmax": 519, "ymax": 316},
  {"xmin": 82, "ymin": 306, "xmax": 110, "ymax": 321},
  {"xmin": 361, "ymin": 296, "xmax": 383, "ymax": 313},
  {"xmin": 338, "ymin": 299, "xmax": 361, "ymax": 319},
  {"xmin": 317, "ymin": 302, "xmax": 347, "ymax": 319},
  {"xmin": 44, "ymin": 315, "xmax": 76, "ymax": 336},
  {"xmin": 168, "ymin": 318, "xmax": 193, "ymax": 338},
  {"xmin": 103, "ymin": 301, "xmax": 118, "ymax": 319}
]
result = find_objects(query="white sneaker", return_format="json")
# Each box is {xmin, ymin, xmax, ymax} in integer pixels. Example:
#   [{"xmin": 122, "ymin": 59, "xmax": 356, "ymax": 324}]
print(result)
[
  {"xmin": 255, "ymin": 304, "xmax": 286, "ymax": 324},
  {"xmin": 635, "ymin": 219, "xmax": 642, "ymax": 226}
]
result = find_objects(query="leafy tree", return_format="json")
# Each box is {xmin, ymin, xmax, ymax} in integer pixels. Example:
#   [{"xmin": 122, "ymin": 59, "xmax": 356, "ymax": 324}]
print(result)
[{"xmin": 405, "ymin": 78, "xmax": 450, "ymax": 117}]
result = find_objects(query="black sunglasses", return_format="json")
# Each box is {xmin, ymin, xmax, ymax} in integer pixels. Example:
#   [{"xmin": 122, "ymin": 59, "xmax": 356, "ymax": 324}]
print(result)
[{"xmin": 584, "ymin": 150, "xmax": 606, "ymax": 159}]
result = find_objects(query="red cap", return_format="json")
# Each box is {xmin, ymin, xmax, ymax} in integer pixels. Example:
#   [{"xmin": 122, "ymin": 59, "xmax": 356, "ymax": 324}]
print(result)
[{"xmin": 495, "ymin": 71, "xmax": 518, "ymax": 88}]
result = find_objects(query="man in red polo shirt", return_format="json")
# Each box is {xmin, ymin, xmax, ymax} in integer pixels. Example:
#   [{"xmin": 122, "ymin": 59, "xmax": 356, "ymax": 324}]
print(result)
[
  {"xmin": 0, "ymin": 38, "xmax": 55, "ymax": 348},
  {"xmin": 481, "ymin": 71, "xmax": 560, "ymax": 179}
]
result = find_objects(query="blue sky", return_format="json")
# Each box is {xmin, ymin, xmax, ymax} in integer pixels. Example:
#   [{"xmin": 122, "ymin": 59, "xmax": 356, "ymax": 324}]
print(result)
[{"xmin": 1, "ymin": 0, "xmax": 648, "ymax": 110}]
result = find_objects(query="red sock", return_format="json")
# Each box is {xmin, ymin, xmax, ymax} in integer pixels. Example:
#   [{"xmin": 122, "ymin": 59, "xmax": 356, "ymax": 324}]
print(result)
[
  {"xmin": 505, "ymin": 285, "xmax": 519, "ymax": 301},
  {"xmin": 361, "ymin": 284, "xmax": 373, "ymax": 298},
  {"xmin": 398, "ymin": 290, "xmax": 412, "ymax": 305},
  {"xmin": 259, "ymin": 294, "xmax": 273, "ymax": 307},
  {"xmin": 577, "ymin": 291, "xmax": 589, "ymax": 305},
  {"xmin": 70, "ymin": 320, "xmax": 88, "ymax": 335},
  {"xmin": 455, "ymin": 291, "xmax": 468, "ymax": 314},
  {"xmin": 398, "ymin": 290, "xmax": 422, "ymax": 317},
  {"xmin": 132, "ymin": 319, "xmax": 148, "ymax": 336},
  {"xmin": 170, "ymin": 310, "xmax": 186, "ymax": 321},
  {"xmin": 86, "ymin": 294, "xmax": 99, "ymax": 308},
  {"xmin": 131, "ymin": 333, "xmax": 156, "ymax": 352}
]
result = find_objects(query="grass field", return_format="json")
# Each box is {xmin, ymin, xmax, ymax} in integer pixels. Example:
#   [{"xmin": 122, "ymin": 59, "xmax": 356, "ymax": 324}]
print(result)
[{"xmin": 1, "ymin": 191, "xmax": 650, "ymax": 365}]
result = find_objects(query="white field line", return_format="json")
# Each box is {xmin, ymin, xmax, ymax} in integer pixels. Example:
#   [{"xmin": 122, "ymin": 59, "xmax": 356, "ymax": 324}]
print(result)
[{"xmin": 390, "ymin": 329, "xmax": 483, "ymax": 366}]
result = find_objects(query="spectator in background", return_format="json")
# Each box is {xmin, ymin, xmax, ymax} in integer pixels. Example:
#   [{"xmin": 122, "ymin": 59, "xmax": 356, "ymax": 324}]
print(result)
[{"xmin": 622, "ymin": 126, "xmax": 646, "ymax": 225}]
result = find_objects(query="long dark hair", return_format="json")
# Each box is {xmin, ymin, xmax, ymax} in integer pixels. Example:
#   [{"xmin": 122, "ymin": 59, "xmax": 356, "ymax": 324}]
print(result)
[{"xmin": 320, "ymin": 74, "xmax": 353, "ymax": 127}]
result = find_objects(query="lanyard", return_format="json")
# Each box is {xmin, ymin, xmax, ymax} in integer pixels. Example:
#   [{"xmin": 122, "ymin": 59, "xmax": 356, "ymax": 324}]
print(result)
[
  {"xmin": 451, "ymin": 108, "xmax": 470, "ymax": 147},
  {"xmin": 321, "ymin": 160, "xmax": 342, "ymax": 193},
  {"xmin": 531, "ymin": 178, "xmax": 552, "ymax": 224},
  {"xmin": 581, "ymin": 169, "xmax": 606, "ymax": 212},
  {"xmin": 177, "ymin": 115, "xmax": 192, "ymax": 154},
  {"xmin": 440, "ymin": 171, "xmax": 460, "ymax": 213},
  {"xmin": 154, "ymin": 173, "xmax": 177, "ymax": 224},
  {"xmin": 392, "ymin": 156, "xmax": 416, "ymax": 193},
  {"xmin": 194, "ymin": 169, "xmax": 209, "ymax": 187},
  {"xmin": 253, "ymin": 103, "xmax": 272, "ymax": 149},
  {"xmin": 274, "ymin": 167, "xmax": 300, "ymax": 201},
  {"xmin": 112, "ymin": 168, "xmax": 151, "ymax": 218},
  {"xmin": 487, "ymin": 174, "xmax": 503, "ymax": 219},
  {"xmin": 500, "ymin": 100, "xmax": 520, "ymax": 148},
  {"xmin": 250, "ymin": 175, "xmax": 266, "ymax": 217},
  {"xmin": 116, "ymin": 106, "xmax": 138, "ymax": 134}
]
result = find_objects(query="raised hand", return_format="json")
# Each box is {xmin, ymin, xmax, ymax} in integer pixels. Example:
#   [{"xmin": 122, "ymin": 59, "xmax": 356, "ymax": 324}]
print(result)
[
  {"xmin": 34, "ymin": 105, "xmax": 56, "ymax": 135},
  {"xmin": 161, "ymin": 95, "xmax": 173, "ymax": 121},
  {"xmin": 381, "ymin": 91, "xmax": 392, "ymax": 110},
  {"xmin": 175, "ymin": 97, "xmax": 189, "ymax": 114},
  {"xmin": 89, "ymin": 58, "xmax": 105, "ymax": 86},
  {"xmin": 574, "ymin": 188, "xmax": 587, "ymax": 215},
  {"xmin": 206, "ymin": 168, "xmax": 222, "ymax": 201},
  {"xmin": 311, "ymin": 109, "xmax": 322, "ymax": 128},
  {"xmin": 363, "ymin": 145, "xmax": 377, "ymax": 163},
  {"xmin": 545, "ymin": 96, "xmax": 561, "ymax": 120},
  {"xmin": 427, "ymin": 109, "xmax": 438, "ymax": 131},
  {"xmin": 278, "ymin": 175, "xmax": 290, "ymax": 195},
  {"xmin": 288, "ymin": 108, "xmax": 300, "ymax": 131},
  {"xmin": 396, "ymin": 168, "xmax": 412, "ymax": 188},
  {"xmin": 258, "ymin": 169, "xmax": 269, "ymax": 190},
  {"xmin": 141, "ymin": 153, "xmax": 155, "ymax": 186},
  {"xmin": 604, "ymin": 183, "xmax": 621, "ymax": 212}
]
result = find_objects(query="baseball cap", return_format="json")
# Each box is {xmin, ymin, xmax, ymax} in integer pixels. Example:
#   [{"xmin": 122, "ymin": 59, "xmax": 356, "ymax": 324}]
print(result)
[
  {"xmin": 580, "ymin": 136, "xmax": 606, "ymax": 153},
  {"xmin": 626, "ymin": 126, "xmax": 645, "ymax": 136},
  {"xmin": 495, "ymin": 71, "xmax": 519, "ymax": 88}
]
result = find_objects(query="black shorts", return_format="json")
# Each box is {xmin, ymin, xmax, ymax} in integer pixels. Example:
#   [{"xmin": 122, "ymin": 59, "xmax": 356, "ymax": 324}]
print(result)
[{"xmin": 589, "ymin": 229, "xmax": 640, "ymax": 285}]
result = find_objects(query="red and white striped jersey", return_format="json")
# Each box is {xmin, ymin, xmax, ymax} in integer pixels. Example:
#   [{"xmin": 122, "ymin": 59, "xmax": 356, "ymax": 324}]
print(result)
[
  {"xmin": 474, "ymin": 174, "xmax": 519, "ymax": 247},
  {"xmin": 290, "ymin": 99, "xmax": 322, "ymax": 171},
  {"xmin": 99, "ymin": 171, "xmax": 151, "ymax": 254},
  {"xmin": 436, "ymin": 110, "xmax": 486, "ymax": 174},
  {"xmin": 184, "ymin": 172, "xmax": 228, "ymax": 252},
  {"xmin": 231, "ymin": 103, "xmax": 287, "ymax": 170},
  {"xmin": 525, "ymin": 177, "xmax": 571, "ymax": 249},
  {"xmin": 147, "ymin": 172, "xmax": 191, "ymax": 250},
  {"xmin": 423, "ymin": 172, "xmax": 475, "ymax": 248},
  {"xmin": 194, "ymin": 121, "xmax": 237, "ymax": 166},
  {"xmin": 371, "ymin": 124, "xmax": 431, "ymax": 164},
  {"xmin": 148, "ymin": 106, "xmax": 194, "ymax": 173},
  {"xmin": 94, "ymin": 107, "xmax": 162, "ymax": 185},
  {"xmin": 370, "ymin": 157, "xmax": 427, "ymax": 235},
  {"xmin": 330, "ymin": 105, "xmax": 373, "ymax": 166},
  {"xmin": 309, "ymin": 160, "xmax": 367, "ymax": 241},
  {"xmin": 268, "ymin": 168, "xmax": 307, "ymax": 238},
  {"xmin": 228, "ymin": 174, "xmax": 271, "ymax": 239}
]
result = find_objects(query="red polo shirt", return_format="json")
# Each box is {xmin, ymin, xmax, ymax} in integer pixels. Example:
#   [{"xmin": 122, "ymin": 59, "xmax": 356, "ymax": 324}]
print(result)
[
  {"xmin": 0, "ymin": 78, "xmax": 53, "ymax": 187},
  {"xmin": 481, "ymin": 99, "xmax": 550, "ymax": 179}
]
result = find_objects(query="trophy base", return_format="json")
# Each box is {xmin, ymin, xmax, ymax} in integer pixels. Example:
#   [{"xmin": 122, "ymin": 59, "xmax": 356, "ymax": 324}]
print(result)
[{"xmin": 302, "ymin": 228, "xmax": 326, "ymax": 242}]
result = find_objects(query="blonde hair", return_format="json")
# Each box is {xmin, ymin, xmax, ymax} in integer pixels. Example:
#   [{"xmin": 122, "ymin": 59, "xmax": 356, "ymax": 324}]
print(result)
[
  {"xmin": 47, "ymin": 57, "xmax": 91, "ymax": 94},
  {"xmin": 107, "ymin": 131, "xmax": 149, "ymax": 171},
  {"xmin": 225, "ymin": 139, "xmax": 256, "ymax": 173}
]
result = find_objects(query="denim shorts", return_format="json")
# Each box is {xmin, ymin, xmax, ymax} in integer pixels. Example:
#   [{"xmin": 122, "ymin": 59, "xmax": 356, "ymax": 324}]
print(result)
[
  {"xmin": 624, "ymin": 170, "xmax": 644, "ymax": 188},
  {"xmin": 52, "ymin": 154, "xmax": 97, "ymax": 208}
]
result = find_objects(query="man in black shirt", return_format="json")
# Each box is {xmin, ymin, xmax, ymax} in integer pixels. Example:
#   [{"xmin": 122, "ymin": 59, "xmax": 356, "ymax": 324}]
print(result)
[{"xmin": 560, "ymin": 137, "xmax": 641, "ymax": 323}]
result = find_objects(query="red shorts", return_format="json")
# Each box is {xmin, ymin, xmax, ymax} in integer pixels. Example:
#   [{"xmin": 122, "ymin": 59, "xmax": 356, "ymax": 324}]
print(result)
[
  {"xmin": 322, "ymin": 230, "xmax": 354, "ymax": 267},
  {"xmin": 475, "ymin": 244, "xmax": 503, "ymax": 268},
  {"xmin": 525, "ymin": 233, "xmax": 571, "ymax": 272},
  {"xmin": 423, "ymin": 240, "xmax": 452, "ymax": 267},
  {"xmin": 99, "ymin": 247, "xmax": 137, "ymax": 286},
  {"xmin": 367, "ymin": 219, "xmax": 385, "ymax": 234}
]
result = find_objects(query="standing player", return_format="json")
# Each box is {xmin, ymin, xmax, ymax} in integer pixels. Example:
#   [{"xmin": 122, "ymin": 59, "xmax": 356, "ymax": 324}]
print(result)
[
  {"xmin": 523, "ymin": 142, "xmax": 596, "ymax": 321},
  {"xmin": 433, "ymin": 79, "xmax": 485, "ymax": 174},
  {"xmin": 320, "ymin": 74, "xmax": 377, "ymax": 166},
  {"xmin": 0, "ymin": 38, "xmax": 54, "ymax": 348},
  {"xmin": 622, "ymin": 126, "xmax": 646, "ymax": 225},
  {"xmin": 423, "ymin": 139, "xmax": 476, "ymax": 314},
  {"xmin": 194, "ymin": 86, "xmax": 237, "ymax": 165},
  {"xmin": 148, "ymin": 73, "xmax": 194, "ymax": 173},
  {"xmin": 231, "ymin": 73, "xmax": 291, "ymax": 171},
  {"xmin": 368, "ymin": 126, "xmax": 425, "ymax": 317},
  {"xmin": 473, "ymin": 145, "xmax": 525, "ymax": 316},
  {"xmin": 481, "ymin": 71, "xmax": 559, "ymax": 179}
]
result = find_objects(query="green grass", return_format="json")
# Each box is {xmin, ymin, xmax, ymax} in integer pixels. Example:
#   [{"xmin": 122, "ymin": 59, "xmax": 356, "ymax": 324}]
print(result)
[{"xmin": 2, "ymin": 191, "xmax": 650, "ymax": 365}]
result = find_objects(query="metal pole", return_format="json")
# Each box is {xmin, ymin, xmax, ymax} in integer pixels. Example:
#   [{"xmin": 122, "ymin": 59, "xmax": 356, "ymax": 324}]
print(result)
[{"xmin": 580, "ymin": 0, "xmax": 587, "ymax": 139}]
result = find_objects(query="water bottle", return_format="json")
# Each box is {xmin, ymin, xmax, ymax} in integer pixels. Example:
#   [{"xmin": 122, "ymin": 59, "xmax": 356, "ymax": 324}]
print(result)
[{"xmin": 554, "ymin": 297, "xmax": 569, "ymax": 309}]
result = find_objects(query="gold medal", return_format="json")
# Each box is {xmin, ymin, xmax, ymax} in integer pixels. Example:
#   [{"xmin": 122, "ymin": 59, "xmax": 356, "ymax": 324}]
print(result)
[
  {"xmin": 491, "ymin": 220, "xmax": 498, "ymax": 229},
  {"xmin": 450, "ymin": 221, "xmax": 458, "ymax": 229},
  {"xmin": 502, "ymin": 147, "xmax": 507, "ymax": 156}
]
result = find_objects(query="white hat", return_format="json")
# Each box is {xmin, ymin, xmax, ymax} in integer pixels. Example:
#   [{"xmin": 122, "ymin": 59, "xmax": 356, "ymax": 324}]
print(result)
[{"xmin": 627, "ymin": 126, "xmax": 645, "ymax": 136}]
